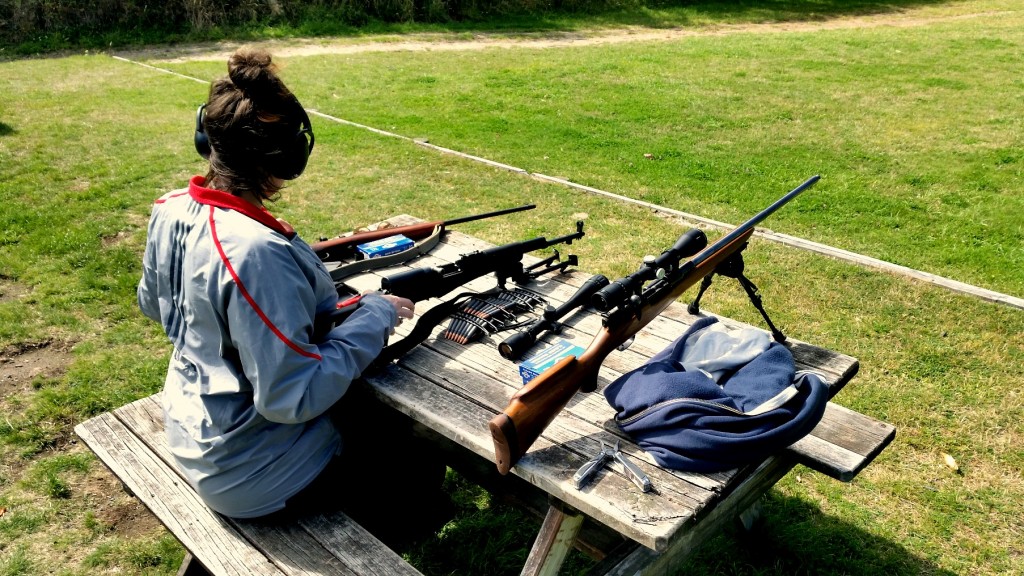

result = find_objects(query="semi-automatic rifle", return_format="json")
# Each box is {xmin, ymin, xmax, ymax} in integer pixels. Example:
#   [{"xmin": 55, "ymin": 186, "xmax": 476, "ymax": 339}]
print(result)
[
  {"xmin": 312, "ymin": 204, "xmax": 536, "ymax": 262},
  {"xmin": 488, "ymin": 175, "xmax": 820, "ymax": 475},
  {"xmin": 313, "ymin": 222, "xmax": 586, "ymax": 368}
]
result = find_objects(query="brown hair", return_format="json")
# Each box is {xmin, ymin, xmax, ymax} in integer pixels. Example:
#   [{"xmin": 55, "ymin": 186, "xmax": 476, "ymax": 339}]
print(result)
[{"xmin": 202, "ymin": 47, "xmax": 300, "ymax": 201}]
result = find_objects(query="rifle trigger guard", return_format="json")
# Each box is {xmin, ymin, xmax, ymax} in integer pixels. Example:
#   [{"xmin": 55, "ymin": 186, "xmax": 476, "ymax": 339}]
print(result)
[{"xmin": 616, "ymin": 336, "xmax": 635, "ymax": 352}]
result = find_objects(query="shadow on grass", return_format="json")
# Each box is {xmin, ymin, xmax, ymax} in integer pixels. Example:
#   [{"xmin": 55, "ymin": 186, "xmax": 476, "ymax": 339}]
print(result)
[
  {"xmin": 0, "ymin": 122, "xmax": 14, "ymax": 136},
  {"xmin": 404, "ymin": 488, "xmax": 954, "ymax": 576},
  {"xmin": 676, "ymin": 490, "xmax": 956, "ymax": 576},
  {"xmin": 476, "ymin": 0, "xmax": 958, "ymax": 32},
  {"xmin": 402, "ymin": 498, "xmax": 597, "ymax": 576}
]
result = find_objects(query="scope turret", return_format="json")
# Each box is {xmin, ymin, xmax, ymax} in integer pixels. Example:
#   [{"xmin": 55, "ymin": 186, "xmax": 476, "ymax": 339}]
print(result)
[
  {"xmin": 591, "ymin": 228, "xmax": 708, "ymax": 312},
  {"xmin": 498, "ymin": 274, "xmax": 609, "ymax": 360}
]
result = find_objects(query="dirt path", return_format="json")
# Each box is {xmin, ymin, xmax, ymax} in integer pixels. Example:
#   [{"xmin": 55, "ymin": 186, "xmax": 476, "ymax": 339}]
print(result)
[{"xmin": 118, "ymin": 9, "xmax": 1012, "ymax": 63}]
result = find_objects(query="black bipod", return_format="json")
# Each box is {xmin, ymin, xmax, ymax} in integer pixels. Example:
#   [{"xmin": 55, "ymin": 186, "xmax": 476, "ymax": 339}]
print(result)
[
  {"xmin": 687, "ymin": 248, "xmax": 787, "ymax": 343},
  {"xmin": 523, "ymin": 249, "xmax": 579, "ymax": 280}
]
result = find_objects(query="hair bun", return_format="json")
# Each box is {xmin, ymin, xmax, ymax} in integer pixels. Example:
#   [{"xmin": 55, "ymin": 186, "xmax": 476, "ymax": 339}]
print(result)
[{"xmin": 227, "ymin": 47, "xmax": 278, "ymax": 101}]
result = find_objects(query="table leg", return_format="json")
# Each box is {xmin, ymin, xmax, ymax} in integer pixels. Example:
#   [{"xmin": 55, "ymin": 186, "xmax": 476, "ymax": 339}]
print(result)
[{"xmin": 521, "ymin": 503, "xmax": 586, "ymax": 576}]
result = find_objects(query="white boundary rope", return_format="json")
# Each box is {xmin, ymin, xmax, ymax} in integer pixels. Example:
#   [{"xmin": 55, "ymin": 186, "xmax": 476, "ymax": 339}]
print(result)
[{"xmin": 112, "ymin": 55, "xmax": 1024, "ymax": 310}]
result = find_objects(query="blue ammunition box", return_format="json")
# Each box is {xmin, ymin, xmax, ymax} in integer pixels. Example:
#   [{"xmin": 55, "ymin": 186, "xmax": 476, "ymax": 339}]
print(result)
[
  {"xmin": 519, "ymin": 338, "xmax": 586, "ymax": 385},
  {"xmin": 356, "ymin": 234, "xmax": 414, "ymax": 259}
]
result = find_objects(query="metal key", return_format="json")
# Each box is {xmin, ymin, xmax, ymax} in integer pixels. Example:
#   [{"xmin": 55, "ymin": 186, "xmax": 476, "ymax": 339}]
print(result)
[
  {"xmin": 611, "ymin": 441, "xmax": 653, "ymax": 493},
  {"xmin": 573, "ymin": 440, "xmax": 615, "ymax": 489}
]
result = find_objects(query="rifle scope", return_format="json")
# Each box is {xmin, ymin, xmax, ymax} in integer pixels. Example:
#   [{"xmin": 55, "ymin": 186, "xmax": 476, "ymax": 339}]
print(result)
[
  {"xmin": 498, "ymin": 274, "xmax": 609, "ymax": 360},
  {"xmin": 592, "ymin": 228, "xmax": 707, "ymax": 312}
]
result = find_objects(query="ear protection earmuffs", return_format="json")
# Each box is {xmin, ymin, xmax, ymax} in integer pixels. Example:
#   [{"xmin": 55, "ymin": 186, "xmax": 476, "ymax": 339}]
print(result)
[{"xmin": 194, "ymin": 98, "xmax": 315, "ymax": 180}]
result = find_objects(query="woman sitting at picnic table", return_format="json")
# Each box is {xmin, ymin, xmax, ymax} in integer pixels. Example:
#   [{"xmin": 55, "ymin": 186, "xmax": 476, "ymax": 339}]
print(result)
[{"xmin": 136, "ymin": 47, "xmax": 442, "ymax": 533}]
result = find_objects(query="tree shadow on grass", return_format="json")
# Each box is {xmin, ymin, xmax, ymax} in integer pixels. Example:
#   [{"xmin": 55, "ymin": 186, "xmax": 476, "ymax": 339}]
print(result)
[
  {"xmin": 0, "ymin": 122, "xmax": 14, "ymax": 137},
  {"xmin": 674, "ymin": 490, "xmax": 956, "ymax": 576},
  {"xmin": 446, "ymin": 0, "xmax": 960, "ymax": 33},
  {"xmin": 105, "ymin": 0, "xmax": 971, "ymax": 61}
]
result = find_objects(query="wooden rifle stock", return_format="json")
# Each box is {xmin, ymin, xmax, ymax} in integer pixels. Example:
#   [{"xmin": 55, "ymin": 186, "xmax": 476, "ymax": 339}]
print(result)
[
  {"xmin": 488, "ymin": 176, "xmax": 820, "ymax": 475},
  {"xmin": 311, "ymin": 204, "xmax": 536, "ymax": 261}
]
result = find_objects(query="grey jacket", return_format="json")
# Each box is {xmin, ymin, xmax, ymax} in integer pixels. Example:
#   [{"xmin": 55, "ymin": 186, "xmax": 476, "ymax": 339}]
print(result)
[{"xmin": 138, "ymin": 176, "xmax": 397, "ymax": 518}]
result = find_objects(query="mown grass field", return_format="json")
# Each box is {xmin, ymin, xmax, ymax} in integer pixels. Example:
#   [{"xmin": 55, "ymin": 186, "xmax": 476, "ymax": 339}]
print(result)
[{"xmin": 1, "ymin": 0, "xmax": 1022, "ymax": 574}]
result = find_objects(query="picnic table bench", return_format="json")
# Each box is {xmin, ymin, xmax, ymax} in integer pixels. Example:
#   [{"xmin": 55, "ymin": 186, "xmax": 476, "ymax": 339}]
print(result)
[{"xmin": 76, "ymin": 216, "xmax": 895, "ymax": 575}]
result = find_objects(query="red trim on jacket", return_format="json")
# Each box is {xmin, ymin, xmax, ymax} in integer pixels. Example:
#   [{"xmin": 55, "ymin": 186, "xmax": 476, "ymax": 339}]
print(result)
[
  {"xmin": 205, "ymin": 197, "xmax": 321, "ymax": 361},
  {"xmin": 154, "ymin": 190, "xmax": 189, "ymax": 204},
  {"xmin": 188, "ymin": 176, "xmax": 296, "ymax": 238}
]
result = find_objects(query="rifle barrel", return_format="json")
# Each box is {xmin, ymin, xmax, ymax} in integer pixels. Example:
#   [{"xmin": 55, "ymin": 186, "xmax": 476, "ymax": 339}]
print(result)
[
  {"xmin": 443, "ymin": 204, "xmax": 536, "ymax": 226},
  {"xmin": 691, "ymin": 175, "xmax": 819, "ymax": 269},
  {"xmin": 314, "ymin": 203, "xmax": 537, "ymax": 260}
]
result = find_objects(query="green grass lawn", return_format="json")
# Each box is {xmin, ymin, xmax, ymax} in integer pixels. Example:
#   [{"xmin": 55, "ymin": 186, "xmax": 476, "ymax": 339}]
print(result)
[{"xmin": 1, "ymin": 1, "xmax": 1022, "ymax": 574}]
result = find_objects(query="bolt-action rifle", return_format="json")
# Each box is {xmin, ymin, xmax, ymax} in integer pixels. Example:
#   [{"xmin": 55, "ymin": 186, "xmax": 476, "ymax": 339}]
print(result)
[
  {"xmin": 488, "ymin": 175, "xmax": 820, "ymax": 475},
  {"xmin": 312, "ymin": 204, "xmax": 536, "ymax": 262},
  {"xmin": 313, "ymin": 222, "xmax": 586, "ymax": 367}
]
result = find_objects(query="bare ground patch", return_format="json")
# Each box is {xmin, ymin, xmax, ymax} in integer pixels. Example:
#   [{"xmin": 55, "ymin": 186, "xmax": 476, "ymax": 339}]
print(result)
[
  {"xmin": 0, "ymin": 277, "xmax": 28, "ymax": 303},
  {"xmin": 1, "ymin": 338, "xmax": 163, "ymax": 561},
  {"xmin": 1, "ymin": 340, "xmax": 78, "ymax": 489},
  {"xmin": 0, "ymin": 340, "xmax": 75, "ymax": 409},
  {"xmin": 79, "ymin": 450, "xmax": 163, "ymax": 537},
  {"xmin": 0, "ymin": 443, "xmax": 165, "ymax": 572}
]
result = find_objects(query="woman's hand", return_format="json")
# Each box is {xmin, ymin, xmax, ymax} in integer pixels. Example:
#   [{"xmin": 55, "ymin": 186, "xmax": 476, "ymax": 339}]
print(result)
[{"xmin": 381, "ymin": 295, "xmax": 415, "ymax": 328}]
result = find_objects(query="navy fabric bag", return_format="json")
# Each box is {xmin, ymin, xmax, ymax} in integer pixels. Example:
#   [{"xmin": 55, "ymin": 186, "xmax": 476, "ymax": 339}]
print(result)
[{"xmin": 603, "ymin": 317, "xmax": 829, "ymax": 472}]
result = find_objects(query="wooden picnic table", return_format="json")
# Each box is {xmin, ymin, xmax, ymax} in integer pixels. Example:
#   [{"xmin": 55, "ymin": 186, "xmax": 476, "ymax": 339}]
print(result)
[
  {"xmin": 77, "ymin": 214, "xmax": 895, "ymax": 576},
  {"xmin": 332, "ymin": 216, "xmax": 895, "ymax": 574}
]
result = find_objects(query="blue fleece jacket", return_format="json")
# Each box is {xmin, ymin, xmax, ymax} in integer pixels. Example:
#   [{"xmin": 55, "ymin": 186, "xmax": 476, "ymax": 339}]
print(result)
[{"xmin": 603, "ymin": 317, "xmax": 829, "ymax": 472}]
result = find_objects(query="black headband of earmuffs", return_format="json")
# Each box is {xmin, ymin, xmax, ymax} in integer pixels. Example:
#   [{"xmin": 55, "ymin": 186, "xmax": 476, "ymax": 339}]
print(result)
[{"xmin": 193, "ymin": 97, "xmax": 315, "ymax": 180}]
